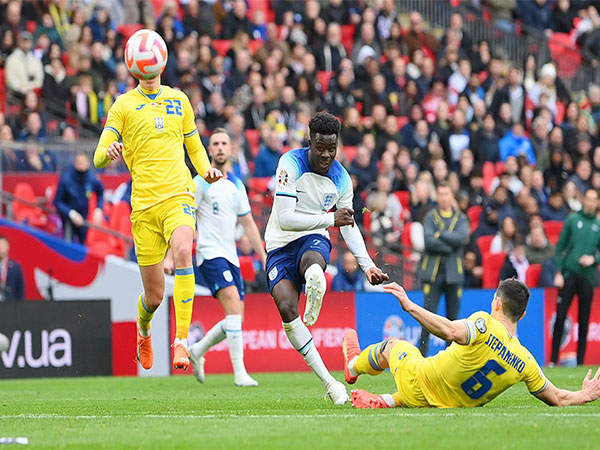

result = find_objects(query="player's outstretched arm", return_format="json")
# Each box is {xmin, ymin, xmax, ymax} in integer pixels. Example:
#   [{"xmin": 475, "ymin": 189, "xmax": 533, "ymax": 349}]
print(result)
[
  {"xmin": 339, "ymin": 219, "xmax": 389, "ymax": 285},
  {"xmin": 535, "ymin": 368, "xmax": 600, "ymax": 406},
  {"xmin": 184, "ymin": 132, "xmax": 222, "ymax": 183},
  {"xmin": 383, "ymin": 282, "xmax": 469, "ymax": 345},
  {"xmin": 94, "ymin": 130, "xmax": 123, "ymax": 168},
  {"xmin": 239, "ymin": 213, "xmax": 267, "ymax": 267}
]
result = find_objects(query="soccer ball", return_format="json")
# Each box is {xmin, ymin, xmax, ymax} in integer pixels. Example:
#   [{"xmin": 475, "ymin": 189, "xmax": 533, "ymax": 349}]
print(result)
[
  {"xmin": 0, "ymin": 332, "xmax": 9, "ymax": 354},
  {"xmin": 124, "ymin": 29, "xmax": 168, "ymax": 80}
]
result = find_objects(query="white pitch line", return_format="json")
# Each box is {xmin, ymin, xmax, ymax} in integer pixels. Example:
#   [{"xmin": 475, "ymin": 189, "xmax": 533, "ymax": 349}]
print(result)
[{"xmin": 3, "ymin": 412, "xmax": 600, "ymax": 420}]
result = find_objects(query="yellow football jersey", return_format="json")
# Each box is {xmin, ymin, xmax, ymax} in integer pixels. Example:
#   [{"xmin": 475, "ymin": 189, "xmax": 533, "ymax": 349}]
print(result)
[
  {"xmin": 99, "ymin": 85, "xmax": 205, "ymax": 212},
  {"xmin": 417, "ymin": 311, "xmax": 547, "ymax": 408}
]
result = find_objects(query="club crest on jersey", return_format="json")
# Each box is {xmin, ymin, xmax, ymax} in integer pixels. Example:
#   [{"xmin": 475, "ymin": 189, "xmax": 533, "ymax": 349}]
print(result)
[
  {"xmin": 278, "ymin": 170, "xmax": 289, "ymax": 186},
  {"xmin": 322, "ymin": 193, "xmax": 336, "ymax": 210},
  {"xmin": 154, "ymin": 116, "xmax": 164, "ymax": 132}
]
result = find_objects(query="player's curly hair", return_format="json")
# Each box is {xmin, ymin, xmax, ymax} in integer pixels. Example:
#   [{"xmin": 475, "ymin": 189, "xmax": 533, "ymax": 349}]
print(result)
[
  {"xmin": 309, "ymin": 112, "xmax": 341, "ymax": 141},
  {"xmin": 496, "ymin": 278, "xmax": 530, "ymax": 321}
]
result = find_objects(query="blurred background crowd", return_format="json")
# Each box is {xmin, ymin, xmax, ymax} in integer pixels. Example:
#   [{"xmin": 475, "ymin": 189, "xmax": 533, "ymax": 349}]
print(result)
[{"xmin": 2, "ymin": 0, "xmax": 600, "ymax": 293}]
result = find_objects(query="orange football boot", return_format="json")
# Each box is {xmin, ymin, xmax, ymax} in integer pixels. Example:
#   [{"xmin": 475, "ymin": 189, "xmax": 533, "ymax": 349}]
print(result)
[
  {"xmin": 351, "ymin": 389, "xmax": 390, "ymax": 409},
  {"xmin": 172, "ymin": 342, "xmax": 190, "ymax": 370},
  {"xmin": 342, "ymin": 329, "xmax": 361, "ymax": 384},
  {"xmin": 136, "ymin": 326, "xmax": 153, "ymax": 370}
]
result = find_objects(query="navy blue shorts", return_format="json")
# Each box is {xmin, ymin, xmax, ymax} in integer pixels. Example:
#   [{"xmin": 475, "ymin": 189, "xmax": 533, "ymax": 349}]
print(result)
[
  {"xmin": 198, "ymin": 257, "xmax": 245, "ymax": 300},
  {"xmin": 265, "ymin": 233, "xmax": 331, "ymax": 294}
]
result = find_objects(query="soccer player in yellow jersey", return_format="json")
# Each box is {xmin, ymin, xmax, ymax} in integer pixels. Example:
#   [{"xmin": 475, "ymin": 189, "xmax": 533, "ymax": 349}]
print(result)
[
  {"xmin": 343, "ymin": 279, "xmax": 600, "ymax": 408},
  {"xmin": 93, "ymin": 71, "xmax": 222, "ymax": 371}
]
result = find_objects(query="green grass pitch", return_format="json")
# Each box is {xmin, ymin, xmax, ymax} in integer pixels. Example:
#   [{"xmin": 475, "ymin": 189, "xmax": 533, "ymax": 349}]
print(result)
[{"xmin": 1, "ymin": 367, "xmax": 599, "ymax": 449}]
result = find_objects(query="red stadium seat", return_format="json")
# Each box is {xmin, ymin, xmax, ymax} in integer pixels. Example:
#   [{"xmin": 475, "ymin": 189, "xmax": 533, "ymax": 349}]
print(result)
[
  {"xmin": 394, "ymin": 190, "xmax": 410, "ymax": 210},
  {"xmin": 544, "ymin": 221, "xmax": 563, "ymax": 245},
  {"xmin": 482, "ymin": 252, "xmax": 506, "ymax": 288},
  {"xmin": 317, "ymin": 71, "xmax": 334, "ymax": 94},
  {"xmin": 248, "ymin": 177, "xmax": 271, "ymax": 195},
  {"xmin": 526, "ymin": 264, "xmax": 542, "ymax": 287},
  {"xmin": 248, "ymin": 39, "xmax": 263, "ymax": 55},
  {"xmin": 482, "ymin": 161, "xmax": 495, "ymax": 194},
  {"xmin": 117, "ymin": 23, "xmax": 143, "ymax": 41},
  {"xmin": 86, "ymin": 219, "xmax": 124, "ymax": 258},
  {"xmin": 239, "ymin": 255, "xmax": 256, "ymax": 282},
  {"xmin": 467, "ymin": 206, "xmax": 482, "ymax": 233},
  {"xmin": 212, "ymin": 39, "xmax": 233, "ymax": 57},
  {"xmin": 342, "ymin": 146, "xmax": 357, "ymax": 163},
  {"xmin": 363, "ymin": 210, "xmax": 371, "ymax": 234},
  {"xmin": 396, "ymin": 116, "xmax": 409, "ymax": 130},
  {"xmin": 477, "ymin": 235, "xmax": 494, "ymax": 256},
  {"xmin": 340, "ymin": 24, "xmax": 355, "ymax": 53},
  {"xmin": 12, "ymin": 182, "xmax": 48, "ymax": 230},
  {"xmin": 109, "ymin": 201, "xmax": 132, "ymax": 232},
  {"xmin": 495, "ymin": 161, "xmax": 505, "ymax": 175},
  {"xmin": 245, "ymin": 129, "xmax": 260, "ymax": 154},
  {"xmin": 401, "ymin": 222, "xmax": 412, "ymax": 258}
]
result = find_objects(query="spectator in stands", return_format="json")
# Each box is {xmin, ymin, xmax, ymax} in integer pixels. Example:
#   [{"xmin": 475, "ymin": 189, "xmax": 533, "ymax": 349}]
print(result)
[
  {"xmin": 5, "ymin": 31, "xmax": 43, "ymax": 96},
  {"xmin": 519, "ymin": 0, "xmax": 554, "ymax": 35},
  {"xmin": 441, "ymin": 109, "xmax": 470, "ymax": 170},
  {"xmin": 254, "ymin": 128, "xmax": 282, "ymax": 178},
  {"xmin": 351, "ymin": 22, "xmax": 381, "ymax": 63},
  {"xmin": 316, "ymin": 22, "xmax": 347, "ymax": 73},
  {"xmin": 42, "ymin": 57, "xmax": 67, "ymax": 108},
  {"xmin": 485, "ymin": 0, "xmax": 517, "ymax": 32},
  {"xmin": 553, "ymin": 0, "xmax": 576, "ymax": 33},
  {"xmin": 17, "ymin": 141, "xmax": 55, "ymax": 172},
  {"xmin": 490, "ymin": 216, "xmax": 520, "ymax": 254},
  {"xmin": 552, "ymin": 188, "xmax": 600, "ymax": 366},
  {"xmin": 499, "ymin": 242, "xmax": 529, "ymax": 283},
  {"xmin": 183, "ymin": 0, "xmax": 215, "ymax": 38},
  {"xmin": 419, "ymin": 182, "xmax": 468, "ymax": 356},
  {"xmin": 0, "ymin": 1, "xmax": 26, "ymax": 41},
  {"xmin": 531, "ymin": 169, "xmax": 548, "ymax": 205},
  {"xmin": 526, "ymin": 225, "xmax": 555, "ymax": 265},
  {"xmin": 244, "ymin": 85, "xmax": 269, "ymax": 130},
  {"xmin": 499, "ymin": 123, "xmax": 536, "ymax": 164},
  {"xmin": 410, "ymin": 175, "xmax": 435, "ymax": 224},
  {"xmin": 472, "ymin": 112, "xmax": 500, "ymax": 163},
  {"xmin": 569, "ymin": 158, "xmax": 592, "ymax": 195},
  {"xmin": 367, "ymin": 191, "xmax": 398, "ymax": 249},
  {"xmin": 0, "ymin": 235, "xmax": 24, "ymax": 301},
  {"xmin": 53, "ymin": 152, "xmax": 104, "ymax": 244},
  {"xmin": 331, "ymin": 251, "xmax": 365, "ymax": 292},
  {"xmin": 17, "ymin": 112, "xmax": 46, "ymax": 142},
  {"xmin": 404, "ymin": 11, "xmax": 439, "ymax": 59},
  {"xmin": 221, "ymin": 0, "xmax": 253, "ymax": 39},
  {"xmin": 463, "ymin": 248, "xmax": 483, "ymax": 289},
  {"xmin": 0, "ymin": 124, "xmax": 18, "ymax": 171}
]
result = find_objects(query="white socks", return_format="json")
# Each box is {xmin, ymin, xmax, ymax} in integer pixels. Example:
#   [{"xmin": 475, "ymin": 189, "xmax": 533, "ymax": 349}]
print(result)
[
  {"xmin": 348, "ymin": 356, "xmax": 358, "ymax": 377},
  {"xmin": 304, "ymin": 263, "xmax": 324, "ymax": 284},
  {"xmin": 381, "ymin": 394, "xmax": 397, "ymax": 407},
  {"xmin": 191, "ymin": 319, "xmax": 226, "ymax": 357},
  {"xmin": 283, "ymin": 316, "xmax": 334, "ymax": 387},
  {"xmin": 225, "ymin": 314, "xmax": 248, "ymax": 376}
]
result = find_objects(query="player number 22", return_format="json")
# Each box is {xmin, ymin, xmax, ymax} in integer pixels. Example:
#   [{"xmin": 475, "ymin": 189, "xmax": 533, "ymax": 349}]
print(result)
[
  {"xmin": 165, "ymin": 99, "xmax": 182, "ymax": 116},
  {"xmin": 461, "ymin": 359, "xmax": 506, "ymax": 400}
]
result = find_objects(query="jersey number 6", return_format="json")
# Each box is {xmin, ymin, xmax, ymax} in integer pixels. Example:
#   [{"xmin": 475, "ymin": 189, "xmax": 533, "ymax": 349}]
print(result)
[{"xmin": 461, "ymin": 359, "xmax": 506, "ymax": 400}]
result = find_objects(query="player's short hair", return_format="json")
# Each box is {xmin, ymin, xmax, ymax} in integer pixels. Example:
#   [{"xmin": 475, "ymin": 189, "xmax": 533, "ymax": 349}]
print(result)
[
  {"xmin": 496, "ymin": 278, "xmax": 530, "ymax": 321},
  {"xmin": 210, "ymin": 127, "xmax": 231, "ymax": 140},
  {"xmin": 308, "ymin": 112, "xmax": 341, "ymax": 141}
]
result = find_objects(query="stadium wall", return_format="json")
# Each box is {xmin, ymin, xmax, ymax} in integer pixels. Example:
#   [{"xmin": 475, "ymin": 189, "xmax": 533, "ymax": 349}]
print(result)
[{"xmin": 2, "ymin": 220, "xmax": 600, "ymax": 379}]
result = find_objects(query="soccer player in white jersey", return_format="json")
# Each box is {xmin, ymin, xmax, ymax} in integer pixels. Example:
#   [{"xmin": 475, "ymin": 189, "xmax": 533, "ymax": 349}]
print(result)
[
  {"xmin": 264, "ymin": 112, "xmax": 389, "ymax": 405},
  {"xmin": 188, "ymin": 128, "xmax": 267, "ymax": 387}
]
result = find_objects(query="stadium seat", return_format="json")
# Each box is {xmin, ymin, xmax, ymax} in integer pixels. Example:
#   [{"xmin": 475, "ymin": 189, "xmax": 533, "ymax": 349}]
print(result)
[
  {"xmin": 396, "ymin": 116, "xmax": 409, "ymax": 130},
  {"xmin": 526, "ymin": 264, "xmax": 542, "ymax": 287},
  {"xmin": 239, "ymin": 255, "xmax": 256, "ymax": 282},
  {"xmin": 401, "ymin": 222, "xmax": 412, "ymax": 258},
  {"xmin": 316, "ymin": 71, "xmax": 334, "ymax": 94},
  {"xmin": 12, "ymin": 182, "xmax": 48, "ymax": 230},
  {"xmin": 212, "ymin": 40, "xmax": 233, "ymax": 57},
  {"xmin": 467, "ymin": 206, "xmax": 482, "ymax": 233},
  {"xmin": 482, "ymin": 252, "xmax": 506, "ymax": 288},
  {"xmin": 394, "ymin": 190, "xmax": 410, "ymax": 210},
  {"xmin": 477, "ymin": 235, "xmax": 494, "ymax": 256},
  {"xmin": 495, "ymin": 161, "xmax": 505, "ymax": 175},
  {"xmin": 245, "ymin": 129, "xmax": 260, "ymax": 155},
  {"xmin": 340, "ymin": 24, "xmax": 355, "ymax": 54},
  {"xmin": 86, "ymin": 220, "xmax": 124, "ymax": 258},
  {"xmin": 248, "ymin": 177, "xmax": 271, "ymax": 195},
  {"xmin": 109, "ymin": 201, "xmax": 132, "ymax": 232},
  {"xmin": 248, "ymin": 39, "xmax": 263, "ymax": 55},
  {"xmin": 544, "ymin": 221, "xmax": 563, "ymax": 245},
  {"xmin": 116, "ymin": 23, "xmax": 143, "ymax": 40},
  {"xmin": 342, "ymin": 146, "xmax": 357, "ymax": 163},
  {"xmin": 482, "ymin": 161, "xmax": 495, "ymax": 194}
]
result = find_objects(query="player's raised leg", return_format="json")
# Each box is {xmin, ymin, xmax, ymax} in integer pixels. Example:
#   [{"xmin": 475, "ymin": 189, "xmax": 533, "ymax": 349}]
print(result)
[
  {"xmin": 170, "ymin": 225, "xmax": 196, "ymax": 370},
  {"xmin": 137, "ymin": 262, "xmax": 166, "ymax": 369},
  {"xmin": 273, "ymin": 279, "xmax": 348, "ymax": 405},
  {"xmin": 299, "ymin": 251, "xmax": 327, "ymax": 327},
  {"xmin": 343, "ymin": 330, "xmax": 390, "ymax": 384}
]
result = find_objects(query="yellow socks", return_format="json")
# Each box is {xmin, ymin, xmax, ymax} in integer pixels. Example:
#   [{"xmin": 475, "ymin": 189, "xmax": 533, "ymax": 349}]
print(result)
[
  {"xmin": 173, "ymin": 267, "xmax": 195, "ymax": 339},
  {"xmin": 352, "ymin": 343, "xmax": 386, "ymax": 376},
  {"xmin": 137, "ymin": 293, "xmax": 154, "ymax": 336}
]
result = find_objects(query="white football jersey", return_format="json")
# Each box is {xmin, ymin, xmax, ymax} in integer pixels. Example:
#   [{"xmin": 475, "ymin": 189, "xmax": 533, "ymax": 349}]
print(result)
[
  {"xmin": 265, "ymin": 147, "xmax": 353, "ymax": 252},
  {"xmin": 194, "ymin": 172, "xmax": 251, "ymax": 267}
]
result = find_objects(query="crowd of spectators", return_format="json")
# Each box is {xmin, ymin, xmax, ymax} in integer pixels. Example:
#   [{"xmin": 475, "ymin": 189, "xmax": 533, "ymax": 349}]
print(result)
[{"xmin": 2, "ymin": 0, "xmax": 600, "ymax": 289}]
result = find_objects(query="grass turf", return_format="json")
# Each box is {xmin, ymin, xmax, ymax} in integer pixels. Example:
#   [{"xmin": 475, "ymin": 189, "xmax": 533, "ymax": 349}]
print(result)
[{"xmin": 0, "ymin": 367, "xmax": 599, "ymax": 449}]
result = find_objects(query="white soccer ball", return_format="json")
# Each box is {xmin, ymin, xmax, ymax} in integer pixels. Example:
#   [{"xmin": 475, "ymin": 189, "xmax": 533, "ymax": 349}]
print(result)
[
  {"xmin": 124, "ymin": 29, "xmax": 168, "ymax": 80},
  {"xmin": 0, "ymin": 332, "xmax": 9, "ymax": 354}
]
